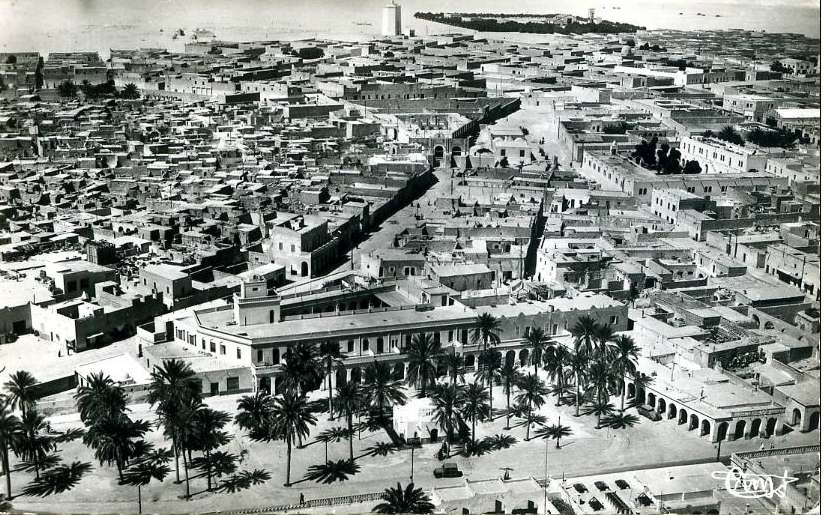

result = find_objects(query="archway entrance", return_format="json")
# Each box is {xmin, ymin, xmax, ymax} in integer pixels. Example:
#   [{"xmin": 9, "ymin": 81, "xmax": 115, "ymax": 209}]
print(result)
[
  {"xmin": 716, "ymin": 422, "xmax": 729, "ymax": 442},
  {"xmin": 734, "ymin": 420, "xmax": 746, "ymax": 439},
  {"xmin": 518, "ymin": 349, "xmax": 529, "ymax": 367},
  {"xmin": 750, "ymin": 419, "xmax": 762, "ymax": 438},
  {"xmin": 765, "ymin": 418, "xmax": 777, "ymax": 437},
  {"xmin": 700, "ymin": 420, "xmax": 710, "ymax": 436},
  {"xmin": 810, "ymin": 411, "xmax": 820, "ymax": 431}
]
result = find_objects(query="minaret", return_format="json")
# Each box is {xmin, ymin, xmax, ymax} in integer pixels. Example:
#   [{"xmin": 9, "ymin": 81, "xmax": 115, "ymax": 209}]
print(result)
[{"xmin": 382, "ymin": 1, "xmax": 402, "ymax": 37}]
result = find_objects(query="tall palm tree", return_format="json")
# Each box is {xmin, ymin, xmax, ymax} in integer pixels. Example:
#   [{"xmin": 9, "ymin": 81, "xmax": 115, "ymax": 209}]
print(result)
[
  {"xmin": 588, "ymin": 400, "xmax": 616, "ymax": 429},
  {"xmin": 363, "ymin": 361, "xmax": 406, "ymax": 414},
  {"xmin": 430, "ymin": 384, "xmax": 463, "ymax": 454},
  {"xmin": 523, "ymin": 327, "xmax": 553, "ymax": 377},
  {"xmin": 186, "ymin": 408, "xmax": 231, "ymax": 491},
  {"xmin": 440, "ymin": 353, "xmax": 464, "ymax": 386},
  {"xmin": 570, "ymin": 316, "xmax": 598, "ymax": 356},
  {"xmin": 13, "ymin": 409, "xmax": 57, "ymax": 480},
  {"xmin": 281, "ymin": 343, "xmax": 323, "ymax": 396},
  {"xmin": 568, "ymin": 346, "xmax": 589, "ymax": 416},
  {"xmin": 119, "ymin": 447, "xmax": 173, "ymax": 514},
  {"xmin": 536, "ymin": 420, "xmax": 573, "ymax": 449},
  {"xmin": 74, "ymin": 372, "xmax": 126, "ymax": 425},
  {"xmin": 235, "ymin": 390, "xmax": 274, "ymax": 441},
  {"xmin": 332, "ymin": 381, "xmax": 362, "ymax": 463},
  {"xmin": 474, "ymin": 348, "xmax": 501, "ymax": 414},
  {"xmin": 318, "ymin": 341, "xmax": 343, "ymax": 420},
  {"xmin": 82, "ymin": 415, "xmax": 151, "ymax": 481},
  {"xmin": 514, "ymin": 374, "xmax": 550, "ymax": 441},
  {"xmin": 147, "ymin": 359, "xmax": 202, "ymax": 489},
  {"xmin": 272, "ymin": 391, "xmax": 316, "ymax": 487},
  {"xmin": 498, "ymin": 363, "xmax": 522, "ymax": 430},
  {"xmin": 588, "ymin": 358, "xmax": 614, "ymax": 427},
  {"xmin": 4, "ymin": 371, "xmax": 38, "ymax": 419},
  {"xmin": 472, "ymin": 313, "xmax": 501, "ymax": 351},
  {"xmin": 543, "ymin": 346, "xmax": 570, "ymax": 407},
  {"xmin": 406, "ymin": 334, "xmax": 442, "ymax": 397},
  {"xmin": 592, "ymin": 323, "xmax": 617, "ymax": 356},
  {"xmin": 460, "ymin": 383, "xmax": 489, "ymax": 445},
  {"xmin": 373, "ymin": 482, "xmax": 435, "ymax": 514},
  {"xmin": 612, "ymin": 335, "xmax": 640, "ymax": 412},
  {"xmin": 0, "ymin": 396, "xmax": 22, "ymax": 499}
]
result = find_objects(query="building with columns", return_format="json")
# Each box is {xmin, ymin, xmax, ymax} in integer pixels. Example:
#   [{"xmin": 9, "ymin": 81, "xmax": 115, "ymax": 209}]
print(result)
[
  {"xmin": 167, "ymin": 276, "xmax": 628, "ymax": 394},
  {"xmin": 626, "ymin": 358, "xmax": 787, "ymax": 444}
]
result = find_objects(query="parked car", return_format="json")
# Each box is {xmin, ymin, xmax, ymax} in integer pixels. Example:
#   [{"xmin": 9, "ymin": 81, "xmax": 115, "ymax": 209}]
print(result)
[
  {"xmin": 637, "ymin": 403, "xmax": 662, "ymax": 421},
  {"xmin": 433, "ymin": 462, "xmax": 463, "ymax": 478}
]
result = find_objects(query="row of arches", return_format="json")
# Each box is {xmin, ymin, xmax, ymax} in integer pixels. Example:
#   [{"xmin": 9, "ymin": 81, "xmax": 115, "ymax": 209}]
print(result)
[{"xmin": 630, "ymin": 382, "xmax": 783, "ymax": 442}]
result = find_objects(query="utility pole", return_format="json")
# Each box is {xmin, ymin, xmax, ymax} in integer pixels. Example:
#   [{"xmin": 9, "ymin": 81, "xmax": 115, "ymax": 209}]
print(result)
[{"xmin": 543, "ymin": 437, "xmax": 549, "ymax": 515}]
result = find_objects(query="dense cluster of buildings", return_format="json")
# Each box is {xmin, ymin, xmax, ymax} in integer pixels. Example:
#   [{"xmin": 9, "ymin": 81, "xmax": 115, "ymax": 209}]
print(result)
[{"xmin": 0, "ymin": 16, "xmax": 819, "ymax": 515}]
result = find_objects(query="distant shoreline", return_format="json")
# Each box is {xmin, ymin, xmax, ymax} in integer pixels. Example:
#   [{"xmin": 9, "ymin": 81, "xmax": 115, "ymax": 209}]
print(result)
[{"xmin": 414, "ymin": 12, "xmax": 644, "ymax": 34}]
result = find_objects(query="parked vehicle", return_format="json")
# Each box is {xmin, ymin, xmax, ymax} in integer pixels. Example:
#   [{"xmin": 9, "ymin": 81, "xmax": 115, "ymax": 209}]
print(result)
[
  {"xmin": 637, "ymin": 403, "xmax": 662, "ymax": 421},
  {"xmin": 433, "ymin": 462, "xmax": 463, "ymax": 478}
]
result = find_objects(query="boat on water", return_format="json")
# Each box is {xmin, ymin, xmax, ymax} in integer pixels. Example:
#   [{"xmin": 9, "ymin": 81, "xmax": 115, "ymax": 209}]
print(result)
[{"xmin": 191, "ymin": 28, "xmax": 216, "ymax": 41}]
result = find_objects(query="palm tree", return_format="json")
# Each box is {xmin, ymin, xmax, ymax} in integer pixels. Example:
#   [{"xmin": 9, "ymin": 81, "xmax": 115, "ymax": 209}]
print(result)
[
  {"xmin": 19, "ymin": 461, "xmax": 92, "ymax": 497},
  {"xmin": 568, "ymin": 346, "xmax": 589, "ymax": 416},
  {"xmin": 82, "ymin": 415, "xmax": 151, "ymax": 480},
  {"xmin": 430, "ymin": 384, "xmax": 463, "ymax": 454},
  {"xmin": 406, "ymin": 334, "xmax": 442, "ymax": 397},
  {"xmin": 570, "ymin": 316, "xmax": 598, "ymax": 356},
  {"xmin": 460, "ymin": 383, "xmax": 489, "ymax": 445},
  {"xmin": 483, "ymin": 433, "xmax": 517, "ymax": 450},
  {"xmin": 514, "ymin": 375, "xmax": 550, "ymax": 441},
  {"xmin": 588, "ymin": 358, "xmax": 614, "ymax": 426},
  {"xmin": 612, "ymin": 335, "xmax": 640, "ymax": 412},
  {"xmin": 121, "ymin": 83, "xmax": 140, "ymax": 99},
  {"xmin": 628, "ymin": 371, "xmax": 653, "ymax": 408},
  {"xmin": 440, "ymin": 353, "xmax": 464, "ymax": 386},
  {"xmin": 332, "ymin": 381, "xmax": 362, "ymax": 462},
  {"xmin": 14, "ymin": 410, "xmax": 57, "ymax": 480},
  {"xmin": 319, "ymin": 341, "xmax": 342, "ymax": 420},
  {"xmin": 536, "ymin": 420, "xmax": 573, "ymax": 449},
  {"xmin": 474, "ymin": 348, "xmax": 501, "ymax": 414},
  {"xmin": 235, "ymin": 390, "xmax": 274, "ymax": 441},
  {"xmin": 0, "ymin": 397, "xmax": 22, "ymax": 499},
  {"xmin": 186, "ymin": 408, "xmax": 231, "ymax": 491},
  {"xmin": 281, "ymin": 342, "xmax": 323, "ymax": 396},
  {"xmin": 592, "ymin": 323, "xmax": 617, "ymax": 356},
  {"xmin": 588, "ymin": 400, "xmax": 616, "ymax": 429},
  {"xmin": 303, "ymin": 459, "xmax": 360, "ymax": 484},
  {"xmin": 498, "ymin": 363, "xmax": 522, "ymax": 430},
  {"xmin": 4, "ymin": 371, "xmax": 38, "ymax": 419},
  {"xmin": 543, "ymin": 346, "xmax": 569, "ymax": 407},
  {"xmin": 363, "ymin": 361, "xmax": 406, "ymax": 414},
  {"xmin": 317, "ymin": 426, "xmax": 352, "ymax": 462},
  {"xmin": 119, "ymin": 447, "xmax": 173, "ymax": 514},
  {"xmin": 74, "ymin": 372, "xmax": 126, "ymax": 424},
  {"xmin": 472, "ymin": 313, "xmax": 501, "ymax": 351},
  {"xmin": 523, "ymin": 327, "xmax": 552, "ymax": 376},
  {"xmin": 373, "ymin": 482, "xmax": 435, "ymax": 514},
  {"xmin": 272, "ymin": 391, "xmax": 317, "ymax": 487},
  {"xmin": 147, "ymin": 359, "xmax": 202, "ymax": 489}
]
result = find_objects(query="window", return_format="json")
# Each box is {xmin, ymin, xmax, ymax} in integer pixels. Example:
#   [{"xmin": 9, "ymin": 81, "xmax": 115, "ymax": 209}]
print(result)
[
  {"xmin": 257, "ymin": 349, "xmax": 263, "ymax": 362},
  {"xmin": 210, "ymin": 341, "xmax": 216, "ymax": 352},
  {"xmin": 610, "ymin": 316, "xmax": 618, "ymax": 325},
  {"xmin": 347, "ymin": 339, "xmax": 354, "ymax": 353},
  {"xmin": 220, "ymin": 345, "xmax": 226, "ymax": 355},
  {"xmin": 236, "ymin": 348, "xmax": 242, "ymax": 359}
]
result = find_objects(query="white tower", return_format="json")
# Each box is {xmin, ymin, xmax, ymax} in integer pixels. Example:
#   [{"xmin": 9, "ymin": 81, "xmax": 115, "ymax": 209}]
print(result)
[{"xmin": 381, "ymin": 1, "xmax": 402, "ymax": 37}]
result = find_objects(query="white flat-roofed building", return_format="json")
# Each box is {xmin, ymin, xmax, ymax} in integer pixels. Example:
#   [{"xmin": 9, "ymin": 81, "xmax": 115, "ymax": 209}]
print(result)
[{"xmin": 678, "ymin": 136, "xmax": 768, "ymax": 174}]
